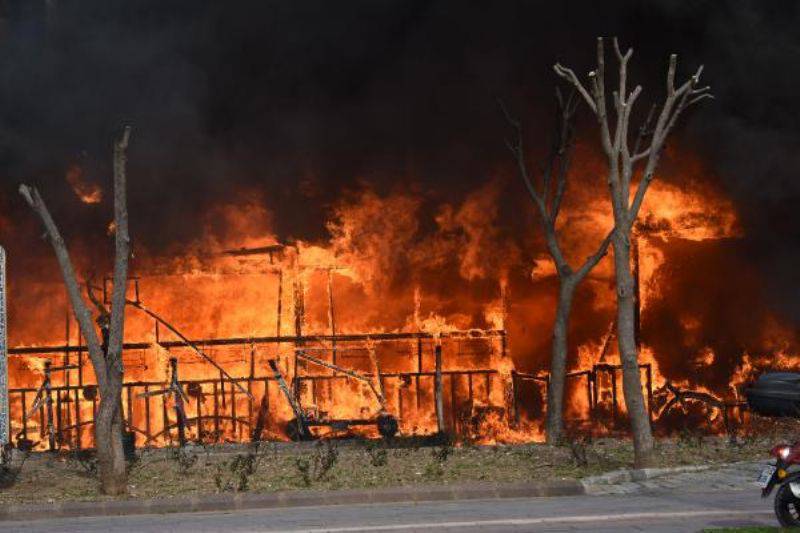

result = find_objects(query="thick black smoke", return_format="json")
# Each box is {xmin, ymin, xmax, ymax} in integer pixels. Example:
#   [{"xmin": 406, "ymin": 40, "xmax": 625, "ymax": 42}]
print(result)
[{"xmin": 0, "ymin": 0, "xmax": 799, "ymax": 327}]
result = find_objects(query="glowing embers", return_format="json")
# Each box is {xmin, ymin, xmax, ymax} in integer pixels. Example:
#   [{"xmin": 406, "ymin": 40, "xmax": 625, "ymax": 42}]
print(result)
[{"xmin": 65, "ymin": 164, "xmax": 102, "ymax": 204}]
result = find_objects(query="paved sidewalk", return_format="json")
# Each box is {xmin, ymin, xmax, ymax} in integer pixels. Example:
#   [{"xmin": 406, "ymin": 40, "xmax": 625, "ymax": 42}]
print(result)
[{"xmin": 584, "ymin": 461, "xmax": 764, "ymax": 495}]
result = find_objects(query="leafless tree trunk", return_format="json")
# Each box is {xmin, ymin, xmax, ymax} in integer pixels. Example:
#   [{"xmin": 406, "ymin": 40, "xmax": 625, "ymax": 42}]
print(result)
[
  {"xmin": 554, "ymin": 37, "xmax": 711, "ymax": 466},
  {"xmin": 501, "ymin": 92, "xmax": 613, "ymax": 444},
  {"xmin": 19, "ymin": 126, "xmax": 132, "ymax": 494}
]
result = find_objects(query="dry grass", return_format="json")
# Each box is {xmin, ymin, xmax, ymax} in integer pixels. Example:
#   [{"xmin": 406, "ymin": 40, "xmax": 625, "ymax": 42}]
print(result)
[{"xmin": 0, "ymin": 432, "xmax": 782, "ymax": 505}]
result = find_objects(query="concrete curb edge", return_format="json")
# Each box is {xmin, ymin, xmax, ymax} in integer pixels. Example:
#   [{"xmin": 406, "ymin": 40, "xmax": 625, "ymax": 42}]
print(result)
[
  {"xmin": 0, "ymin": 479, "xmax": 585, "ymax": 522},
  {"xmin": 580, "ymin": 461, "xmax": 755, "ymax": 488}
]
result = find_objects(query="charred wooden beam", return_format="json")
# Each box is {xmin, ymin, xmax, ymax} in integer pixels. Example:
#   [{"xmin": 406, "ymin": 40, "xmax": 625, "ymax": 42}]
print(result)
[{"xmin": 267, "ymin": 359, "xmax": 309, "ymax": 439}]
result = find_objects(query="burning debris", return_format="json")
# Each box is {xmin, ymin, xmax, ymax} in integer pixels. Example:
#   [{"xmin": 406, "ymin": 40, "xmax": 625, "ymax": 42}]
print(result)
[{"xmin": 65, "ymin": 164, "xmax": 102, "ymax": 205}]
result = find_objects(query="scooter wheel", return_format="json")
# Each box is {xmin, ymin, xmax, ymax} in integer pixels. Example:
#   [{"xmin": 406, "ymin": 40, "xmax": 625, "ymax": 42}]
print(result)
[{"xmin": 774, "ymin": 482, "xmax": 800, "ymax": 527}]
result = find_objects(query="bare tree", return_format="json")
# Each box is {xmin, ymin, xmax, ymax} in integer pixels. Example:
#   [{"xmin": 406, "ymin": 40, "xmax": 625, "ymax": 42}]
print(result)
[
  {"xmin": 554, "ymin": 37, "xmax": 711, "ymax": 466},
  {"xmin": 500, "ymin": 91, "xmax": 613, "ymax": 444},
  {"xmin": 19, "ymin": 127, "xmax": 132, "ymax": 494}
]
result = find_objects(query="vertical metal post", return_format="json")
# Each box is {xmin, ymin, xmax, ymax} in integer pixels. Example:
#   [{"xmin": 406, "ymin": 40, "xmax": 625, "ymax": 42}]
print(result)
[
  {"xmin": 511, "ymin": 372, "xmax": 519, "ymax": 424},
  {"xmin": 213, "ymin": 382, "xmax": 220, "ymax": 441},
  {"xmin": 292, "ymin": 264, "xmax": 305, "ymax": 402},
  {"xmin": 219, "ymin": 366, "xmax": 226, "ymax": 409},
  {"xmin": 77, "ymin": 327, "xmax": 84, "ymax": 387},
  {"xmin": 416, "ymin": 338, "xmax": 422, "ymax": 410},
  {"xmin": 450, "ymin": 374, "xmax": 458, "ymax": 432},
  {"xmin": 196, "ymin": 389, "xmax": 202, "ymax": 440},
  {"xmin": 252, "ymin": 378, "xmax": 270, "ymax": 442},
  {"xmin": 144, "ymin": 385, "xmax": 151, "ymax": 445},
  {"xmin": 231, "ymin": 381, "xmax": 237, "ymax": 440},
  {"xmin": 248, "ymin": 346, "xmax": 255, "ymax": 433},
  {"xmin": 64, "ymin": 309, "xmax": 70, "ymax": 386},
  {"xmin": 500, "ymin": 279, "xmax": 508, "ymax": 359},
  {"xmin": 74, "ymin": 388, "xmax": 81, "ymax": 449},
  {"xmin": 20, "ymin": 391, "xmax": 28, "ymax": 442},
  {"xmin": 63, "ymin": 311, "xmax": 72, "ymax": 445},
  {"xmin": 327, "ymin": 268, "xmax": 337, "ymax": 365},
  {"xmin": 249, "ymin": 343, "xmax": 256, "ymax": 379},
  {"xmin": 170, "ymin": 358, "xmax": 186, "ymax": 447},
  {"xmin": 610, "ymin": 369, "xmax": 618, "ymax": 422},
  {"xmin": 645, "ymin": 364, "xmax": 653, "ymax": 419},
  {"xmin": 0, "ymin": 246, "xmax": 7, "ymax": 460},
  {"xmin": 126, "ymin": 386, "xmax": 133, "ymax": 430},
  {"xmin": 276, "ymin": 269, "xmax": 283, "ymax": 337},
  {"xmin": 397, "ymin": 381, "xmax": 404, "ymax": 423},
  {"xmin": 56, "ymin": 389, "xmax": 62, "ymax": 447},
  {"xmin": 44, "ymin": 362, "xmax": 55, "ymax": 451},
  {"xmin": 434, "ymin": 343, "xmax": 445, "ymax": 435},
  {"xmin": 161, "ymin": 394, "xmax": 170, "ymax": 445}
]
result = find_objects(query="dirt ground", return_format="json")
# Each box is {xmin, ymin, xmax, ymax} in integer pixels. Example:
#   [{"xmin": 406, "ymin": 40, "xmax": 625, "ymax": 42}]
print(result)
[{"xmin": 0, "ymin": 431, "xmax": 787, "ymax": 504}]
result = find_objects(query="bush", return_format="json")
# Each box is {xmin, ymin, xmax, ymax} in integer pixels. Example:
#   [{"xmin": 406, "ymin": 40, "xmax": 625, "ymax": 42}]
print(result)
[
  {"xmin": 364, "ymin": 440, "xmax": 388, "ymax": 467},
  {"xmin": 67, "ymin": 449, "xmax": 98, "ymax": 477},
  {"xmin": 214, "ymin": 443, "xmax": 272, "ymax": 492},
  {"xmin": 169, "ymin": 446, "xmax": 199, "ymax": 474},
  {"xmin": 293, "ymin": 440, "xmax": 339, "ymax": 487},
  {"xmin": 424, "ymin": 443, "xmax": 453, "ymax": 479}
]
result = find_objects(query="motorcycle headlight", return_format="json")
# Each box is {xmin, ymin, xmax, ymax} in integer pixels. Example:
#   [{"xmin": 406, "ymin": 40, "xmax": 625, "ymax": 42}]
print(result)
[
  {"xmin": 771, "ymin": 444, "xmax": 793, "ymax": 460},
  {"xmin": 779, "ymin": 446, "xmax": 792, "ymax": 460}
]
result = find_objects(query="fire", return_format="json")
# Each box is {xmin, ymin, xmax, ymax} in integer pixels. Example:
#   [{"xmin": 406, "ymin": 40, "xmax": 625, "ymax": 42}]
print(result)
[
  {"xmin": 4, "ymin": 146, "xmax": 798, "ymax": 449},
  {"xmin": 65, "ymin": 164, "xmax": 103, "ymax": 204}
]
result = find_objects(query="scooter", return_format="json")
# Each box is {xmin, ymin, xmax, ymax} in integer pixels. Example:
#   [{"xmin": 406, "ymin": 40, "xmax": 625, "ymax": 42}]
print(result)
[{"xmin": 757, "ymin": 441, "xmax": 800, "ymax": 527}]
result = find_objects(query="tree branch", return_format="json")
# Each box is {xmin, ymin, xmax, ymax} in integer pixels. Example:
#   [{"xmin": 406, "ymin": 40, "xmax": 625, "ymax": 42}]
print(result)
[
  {"xmin": 573, "ymin": 227, "xmax": 615, "ymax": 282},
  {"xmin": 18, "ymin": 184, "xmax": 109, "ymax": 391},
  {"xmin": 627, "ymin": 61, "xmax": 711, "ymax": 227},
  {"xmin": 107, "ymin": 126, "xmax": 132, "ymax": 376},
  {"xmin": 553, "ymin": 64, "xmax": 597, "ymax": 113},
  {"xmin": 499, "ymin": 97, "xmax": 572, "ymax": 276}
]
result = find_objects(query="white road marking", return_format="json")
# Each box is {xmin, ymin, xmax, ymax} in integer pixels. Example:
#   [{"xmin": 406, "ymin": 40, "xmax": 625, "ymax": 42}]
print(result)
[{"xmin": 266, "ymin": 508, "xmax": 774, "ymax": 532}]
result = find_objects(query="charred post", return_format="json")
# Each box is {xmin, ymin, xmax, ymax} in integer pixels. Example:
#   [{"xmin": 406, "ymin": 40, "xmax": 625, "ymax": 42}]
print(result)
[{"xmin": 434, "ymin": 343, "xmax": 445, "ymax": 435}]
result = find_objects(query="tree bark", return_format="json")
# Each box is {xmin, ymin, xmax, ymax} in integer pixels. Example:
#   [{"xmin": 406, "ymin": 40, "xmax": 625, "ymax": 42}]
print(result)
[
  {"xmin": 612, "ymin": 233, "xmax": 654, "ymax": 467},
  {"xmin": 500, "ymin": 94, "xmax": 612, "ymax": 445},
  {"xmin": 545, "ymin": 278, "xmax": 576, "ymax": 444},
  {"xmin": 94, "ymin": 126, "xmax": 131, "ymax": 495},
  {"xmin": 95, "ymin": 390, "xmax": 126, "ymax": 494},
  {"xmin": 19, "ymin": 126, "xmax": 132, "ymax": 495},
  {"xmin": 554, "ymin": 36, "xmax": 710, "ymax": 466}
]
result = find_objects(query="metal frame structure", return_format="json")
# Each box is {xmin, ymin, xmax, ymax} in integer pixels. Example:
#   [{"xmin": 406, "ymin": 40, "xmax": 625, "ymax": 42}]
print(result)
[
  {"xmin": 7, "ymin": 330, "xmax": 506, "ymax": 450},
  {"xmin": 0, "ymin": 246, "xmax": 8, "ymax": 462}
]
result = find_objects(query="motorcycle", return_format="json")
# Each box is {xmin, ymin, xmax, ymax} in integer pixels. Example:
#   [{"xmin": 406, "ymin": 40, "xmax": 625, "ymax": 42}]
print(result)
[{"xmin": 757, "ymin": 441, "xmax": 800, "ymax": 527}]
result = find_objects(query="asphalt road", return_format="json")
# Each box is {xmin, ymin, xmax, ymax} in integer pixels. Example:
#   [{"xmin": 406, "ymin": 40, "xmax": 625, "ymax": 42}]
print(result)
[{"xmin": 1, "ymin": 489, "xmax": 778, "ymax": 532}]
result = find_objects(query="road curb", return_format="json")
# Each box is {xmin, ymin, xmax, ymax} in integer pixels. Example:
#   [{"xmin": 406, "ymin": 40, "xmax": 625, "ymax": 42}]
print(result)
[
  {"xmin": 580, "ymin": 461, "xmax": 754, "ymax": 488},
  {"xmin": 0, "ymin": 479, "xmax": 585, "ymax": 522}
]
